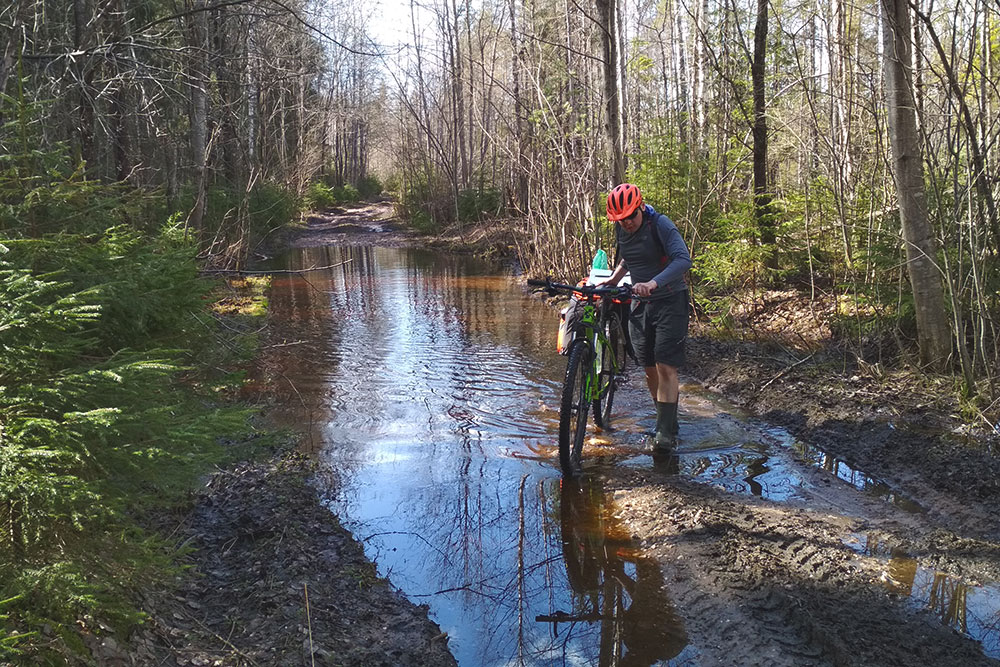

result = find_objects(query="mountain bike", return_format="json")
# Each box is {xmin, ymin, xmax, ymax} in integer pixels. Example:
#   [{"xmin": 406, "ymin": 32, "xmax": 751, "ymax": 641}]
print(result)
[
  {"xmin": 534, "ymin": 477, "xmax": 688, "ymax": 661},
  {"xmin": 528, "ymin": 278, "xmax": 632, "ymax": 474}
]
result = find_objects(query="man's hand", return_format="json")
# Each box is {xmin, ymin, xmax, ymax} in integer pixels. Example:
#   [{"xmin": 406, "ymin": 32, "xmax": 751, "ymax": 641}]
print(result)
[{"xmin": 632, "ymin": 280, "xmax": 657, "ymax": 297}]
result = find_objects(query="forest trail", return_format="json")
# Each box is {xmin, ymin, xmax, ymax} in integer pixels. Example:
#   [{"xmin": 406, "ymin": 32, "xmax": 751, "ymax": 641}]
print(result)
[
  {"xmin": 251, "ymin": 203, "xmax": 1000, "ymax": 665},
  {"xmin": 288, "ymin": 200, "xmax": 409, "ymax": 249}
]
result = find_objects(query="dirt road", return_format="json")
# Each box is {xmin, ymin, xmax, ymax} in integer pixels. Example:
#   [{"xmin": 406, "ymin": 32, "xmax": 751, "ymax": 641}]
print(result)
[
  {"xmin": 142, "ymin": 202, "xmax": 998, "ymax": 666},
  {"xmin": 294, "ymin": 202, "xmax": 1000, "ymax": 665}
]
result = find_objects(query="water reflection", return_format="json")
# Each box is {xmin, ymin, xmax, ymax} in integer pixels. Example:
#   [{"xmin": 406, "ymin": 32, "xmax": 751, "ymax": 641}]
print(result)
[
  {"xmin": 848, "ymin": 533, "xmax": 1000, "ymax": 658},
  {"xmin": 543, "ymin": 477, "xmax": 688, "ymax": 665},
  {"xmin": 264, "ymin": 245, "xmax": 692, "ymax": 664},
  {"xmin": 262, "ymin": 244, "xmax": 959, "ymax": 664}
]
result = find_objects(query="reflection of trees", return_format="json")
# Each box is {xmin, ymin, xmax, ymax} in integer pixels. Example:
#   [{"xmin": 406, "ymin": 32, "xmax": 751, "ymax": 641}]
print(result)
[
  {"xmin": 537, "ymin": 477, "xmax": 687, "ymax": 666},
  {"xmin": 866, "ymin": 534, "xmax": 982, "ymax": 642},
  {"xmin": 268, "ymin": 246, "xmax": 693, "ymax": 662}
]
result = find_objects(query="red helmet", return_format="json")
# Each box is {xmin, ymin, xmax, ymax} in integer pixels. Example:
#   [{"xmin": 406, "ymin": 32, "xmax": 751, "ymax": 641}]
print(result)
[{"xmin": 606, "ymin": 183, "xmax": 643, "ymax": 221}]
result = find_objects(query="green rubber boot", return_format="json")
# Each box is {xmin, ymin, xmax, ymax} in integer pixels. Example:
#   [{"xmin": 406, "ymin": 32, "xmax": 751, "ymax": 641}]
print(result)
[
  {"xmin": 654, "ymin": 401, "xmax": 677, "ymax": 450},
  {"xmin": 666, "ymin": 401, "xmax": 679, "ymax": 436}
]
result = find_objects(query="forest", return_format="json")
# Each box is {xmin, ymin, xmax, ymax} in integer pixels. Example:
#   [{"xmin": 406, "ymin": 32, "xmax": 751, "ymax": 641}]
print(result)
[{"xmin": 2, "ymin": 0, "xmax": 1000, "ymax": 661}]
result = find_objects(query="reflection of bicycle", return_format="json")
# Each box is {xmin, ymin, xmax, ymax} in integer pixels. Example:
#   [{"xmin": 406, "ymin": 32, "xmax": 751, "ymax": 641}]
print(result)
[
  {"xmin": 528, "ymin": 279, "xmax": 632, "ymax": 475},
  {"xmin": 537, "ymin": 478, "xmax": 687, "ymax": 665}
]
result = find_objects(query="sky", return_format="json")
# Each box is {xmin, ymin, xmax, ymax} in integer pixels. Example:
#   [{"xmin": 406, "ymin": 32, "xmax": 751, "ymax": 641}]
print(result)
[{"xmin": 367, "ymin": 0, "xmax": 425, "ymax": 51}]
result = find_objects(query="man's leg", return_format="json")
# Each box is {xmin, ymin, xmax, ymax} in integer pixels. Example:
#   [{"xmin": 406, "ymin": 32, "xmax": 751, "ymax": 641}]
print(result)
[
  {"xmin": 644, "ymin": 365, "xmax": 658, "ymax": 402},
  {"xmin": 656, "ymin": 363, "xmax": 680, "ymax": 439},
  {"xmin": 655, "ymin": 363, "xmax": 679, "ymax": 403},
  {"xmin": 653, "ymin": 363, "xmax": 679, "ymax": 447},
  {"xmin": 652, "ymin": 293, "xmax": 688, "ymax": 447}
]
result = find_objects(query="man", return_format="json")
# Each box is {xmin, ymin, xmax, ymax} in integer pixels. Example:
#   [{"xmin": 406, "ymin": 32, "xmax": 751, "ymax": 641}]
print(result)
[{"xmin": 600, "ymin": 183, "xmax": 692, "ymax": 451}]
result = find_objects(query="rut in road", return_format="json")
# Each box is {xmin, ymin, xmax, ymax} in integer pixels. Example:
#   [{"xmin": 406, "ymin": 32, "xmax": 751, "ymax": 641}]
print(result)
[{"xmin": 604, "ymin": 468, "xmax": 996, "ymax": 667}]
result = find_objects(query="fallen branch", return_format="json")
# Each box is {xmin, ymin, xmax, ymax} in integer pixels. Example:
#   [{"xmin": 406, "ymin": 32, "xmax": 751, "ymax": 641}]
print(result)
[
  {"xmin": 200, "ymin": 259, "xmax": 353, "ymax": 275},
  {"xmin": 759, "ymin": 352, "xmax": 817, "ymax": 391}
]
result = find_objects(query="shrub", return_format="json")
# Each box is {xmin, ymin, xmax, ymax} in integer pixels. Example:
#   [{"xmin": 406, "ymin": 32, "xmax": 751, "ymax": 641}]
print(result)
[
  {"xmin": 332, "ymin": 184, "xmax": 360, "ymax": 203},
  {"xmin": 395, "ymin": 173, "xmax": 452, "ymax": 231},
  {"xmin": 247, "ymin": 182, "xmax": 299, "ymax": 236},
  {"xmin": 457, "ymin": 188, "xmax": 503, "ymax": 222},
  {"xmin": 303, "ymin": 182, "xmax": 335, "ymax": 210},
  {"xmin": 357, "ymin": 175, "xmax": 383, "ymax": 199},
  {"xmin": 0, "ymin": 228, "xmax": 254, "ymax": 662}
]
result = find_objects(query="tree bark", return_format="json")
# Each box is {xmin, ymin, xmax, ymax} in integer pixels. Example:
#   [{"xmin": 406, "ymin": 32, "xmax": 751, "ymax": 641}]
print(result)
[
  {"xmin": 73, "ymin": 0, "xmax": 96, "ymax": 169},
  {"xmin": 186, "ymin": 0, "xmax": 210, "ymax": 237},
  {"xmin": 752, "ymin": 0, "xmax": 775, "ymax": 270},
  {"xmin": 881, "ymin": 0, "xmax": 951, "ymax": 370},
  {"xmin": 596, "ymin": 0, "xmax": 625, "ymax": 184},
  {"xmin": 508, "ymin": 0, "xmax": 527, "ymax": 212}
]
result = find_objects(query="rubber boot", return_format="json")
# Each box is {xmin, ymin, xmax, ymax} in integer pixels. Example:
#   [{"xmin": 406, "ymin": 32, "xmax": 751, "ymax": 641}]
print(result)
[
  {"xmin": 665, "ymin": 401, "xmax": 679, "ymax": 436},
  {"xmin": 648, "ymin": 401, "xmax": 663, "ymax": 437},
  {"xmin": 654, "ymin": 401, "xmax": 676, "ymax": 450}
]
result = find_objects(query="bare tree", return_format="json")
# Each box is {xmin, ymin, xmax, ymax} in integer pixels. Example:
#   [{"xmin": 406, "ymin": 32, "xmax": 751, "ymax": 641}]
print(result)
[{"xmin": 882, "ymin": 0, "xmax": 951, "ymax": 369}]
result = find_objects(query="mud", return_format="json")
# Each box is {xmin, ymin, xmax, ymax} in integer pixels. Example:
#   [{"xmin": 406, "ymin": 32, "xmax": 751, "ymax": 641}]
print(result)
[
  {"xmin": 288, "ymin": 201, "xmax": 416, "ymax": 249},
  {"xmin": 601, "ymin": 471, "xmax": 995, "ymax": 666},
  {"xmin": 595, "ymin": 307, "xmax": 1000, "ymax": 665},
  {"xmin": 136, "ymin": 204, "xmax": 1000, "ymax": 666},
  {"xmin": 127, "ymin": 454, "xmax": 456, "ymax": 666}
]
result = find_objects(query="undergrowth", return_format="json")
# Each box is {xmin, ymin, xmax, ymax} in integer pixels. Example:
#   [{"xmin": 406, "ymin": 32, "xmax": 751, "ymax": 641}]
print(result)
[{"xmin": 0, "ymin": 99, "xmax": 281, "ymax": 664}]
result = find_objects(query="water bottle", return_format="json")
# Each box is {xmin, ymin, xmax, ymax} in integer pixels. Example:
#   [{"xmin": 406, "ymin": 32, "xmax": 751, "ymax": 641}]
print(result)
[{"xmin": 592, "ymin": 249, "xmax": 609, "ymax": 270}]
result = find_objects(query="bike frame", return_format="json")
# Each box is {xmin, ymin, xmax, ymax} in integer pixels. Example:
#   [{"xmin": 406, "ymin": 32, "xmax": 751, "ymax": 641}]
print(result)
[
  {"xmin": 527, "ymin": 277, "xmax": 632, "ymax": 474},
  {"xmin": 576, "ymin": 298, "xmax": 622, "ymax": 403}
]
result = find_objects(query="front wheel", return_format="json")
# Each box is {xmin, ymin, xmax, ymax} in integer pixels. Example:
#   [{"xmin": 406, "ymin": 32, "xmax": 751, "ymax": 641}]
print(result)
[
  {"xmin": 559, "ymin": 340, "xmax": 591, "ymax": 475},
  {"xmin": 592, "ymin": 312, "xmax": 628, "ymax": 429}
]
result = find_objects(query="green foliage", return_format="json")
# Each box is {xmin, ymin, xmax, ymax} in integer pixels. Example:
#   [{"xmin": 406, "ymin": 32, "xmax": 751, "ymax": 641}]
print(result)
[
  {"xmin": 333, "ymin": 183, "xmax": 360, "ymax": 203},
  {"xmin": 247, "ymin": 183, "xmax": 299, "ymax": 237},
  {"xmin": 630, "ymin": 130, "xmax": 706, "ymax": 217},
  {"xmin": 356, "ymin": 175, "xmax": 383, "ymax": 199},
  {"xmin": 394, "ymin": 172, "xmax": 453, "ymax": 232},
  {"xmin": 170, "ymin": 183, "xmax": 299, "ymax": 242},
  {"xmin": 0, "ymin": 183, "xmax": 262, "ymax": 661},
  {"xmin": 457, "ymin": 188, "xmax": 503, "ymax": 222},
  {"xmin": 5, "ymin": 225, "xmax": 208, "ymax": 352},
  {"xmin": 304, "ymin": 181, "xmax": 336, "ymax": 210}
]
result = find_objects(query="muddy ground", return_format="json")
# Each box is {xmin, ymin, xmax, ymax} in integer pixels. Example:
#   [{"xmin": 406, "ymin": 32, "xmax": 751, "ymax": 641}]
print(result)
[
  {"xmin": 123, "ymin": 454, "xmax": 456, "ymax": 667},
  {"xmin": 599, "ymin": 329, "xmax": 1000, "ymax": 666},
  {"xmin": 131, "ymin": 202, "xmax": 1000, "ymax": 666}
]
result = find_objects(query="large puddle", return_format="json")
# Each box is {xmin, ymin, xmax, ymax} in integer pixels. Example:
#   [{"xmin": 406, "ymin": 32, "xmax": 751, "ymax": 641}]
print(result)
[{"xmin": 262, "ymin": 244, "xmax": 995, "ymax": 663}]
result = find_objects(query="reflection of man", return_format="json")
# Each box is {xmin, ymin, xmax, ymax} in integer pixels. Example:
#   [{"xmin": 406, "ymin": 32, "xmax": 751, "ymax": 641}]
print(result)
[
  {"xmin": 619, "ymin": 558, "xmax": 687, "ymax": 665},
  {"xmin": 559, "ymin": 480, "xmax": 688, "ymax": 664}
]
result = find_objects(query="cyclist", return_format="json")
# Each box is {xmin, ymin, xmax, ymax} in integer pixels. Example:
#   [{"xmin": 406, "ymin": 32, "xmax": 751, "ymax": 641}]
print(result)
[{"xmin": 599, "ymin": 183, "xmax": 692, "ymax": 451}]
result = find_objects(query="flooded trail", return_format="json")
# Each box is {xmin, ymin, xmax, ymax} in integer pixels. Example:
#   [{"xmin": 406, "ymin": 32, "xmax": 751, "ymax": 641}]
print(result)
[{"xmin": 262, "ymin": 243, "xmax": 999, "ymax": 666}]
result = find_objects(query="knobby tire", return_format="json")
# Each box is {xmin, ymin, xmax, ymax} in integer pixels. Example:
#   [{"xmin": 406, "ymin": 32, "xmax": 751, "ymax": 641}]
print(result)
[{"xmin": 559, "ymin": 340, "xmax": 591, "ymax": 475}]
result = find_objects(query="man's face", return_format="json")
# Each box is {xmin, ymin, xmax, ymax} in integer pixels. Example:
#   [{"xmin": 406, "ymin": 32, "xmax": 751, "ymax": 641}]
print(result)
[{"xmin": 618, "ymin": 207, "xmax": 642, "ymax": 234}]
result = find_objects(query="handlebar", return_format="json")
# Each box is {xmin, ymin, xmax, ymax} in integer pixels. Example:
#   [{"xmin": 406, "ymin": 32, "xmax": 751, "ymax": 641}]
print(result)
[{"xmin": 527, "ymin": 278, "xmax": 633, "ymax": 300}]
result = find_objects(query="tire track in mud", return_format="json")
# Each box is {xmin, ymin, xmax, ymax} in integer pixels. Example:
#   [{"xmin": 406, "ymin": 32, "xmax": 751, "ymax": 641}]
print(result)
[{"xmin": 605, "ymin": 470, "xmax": 996, "ymax": 666}]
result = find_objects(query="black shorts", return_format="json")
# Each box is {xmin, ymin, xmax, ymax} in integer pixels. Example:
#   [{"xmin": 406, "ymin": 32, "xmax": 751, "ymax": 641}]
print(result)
[{"xmin": 629, "ymin": 290, "xmax": 689, "ymax": 368}]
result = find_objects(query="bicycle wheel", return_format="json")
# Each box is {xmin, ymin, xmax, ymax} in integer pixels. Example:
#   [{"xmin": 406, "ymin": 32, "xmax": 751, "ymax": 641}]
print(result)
[
  {"xmin": 559, "ymin": 340, "xmax": 591, "ymax": 474},
  {"xmin": 592, "ymin": 312, "xmax": 628, "ymax": 429}
]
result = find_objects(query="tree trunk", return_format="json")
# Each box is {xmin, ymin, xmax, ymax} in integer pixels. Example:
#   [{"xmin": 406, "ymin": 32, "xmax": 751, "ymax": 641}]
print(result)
[
  {"xmin": 508, "ymin": 0, "xmax": 527, "ymax": 212},
  {"xmin": 187, "ymin": 0, "xmax": 209, "ymax": 238},
  {"xmin": 881, "ymin": 0, "xmax": 951, "ymax": 370},
  {"xmin": 752, "ymin": 0, "xmax": 775, "ymax": 271},
  {"xmin": 597, "ymin": 0, "xmax": 625, "ymax": 185},
  {"xmin": 110, "ymin": 0, "xmax": 130, "ymax": 182},
  {"xmin": 74, "ymin": 0, "xmax": 96, "ymax": 169}
]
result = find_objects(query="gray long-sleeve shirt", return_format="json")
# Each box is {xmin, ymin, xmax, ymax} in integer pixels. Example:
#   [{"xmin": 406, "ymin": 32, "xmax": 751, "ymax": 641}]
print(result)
[{"xmin": 616, "ymin": 205, "xmax": 692, "ymax": 298}]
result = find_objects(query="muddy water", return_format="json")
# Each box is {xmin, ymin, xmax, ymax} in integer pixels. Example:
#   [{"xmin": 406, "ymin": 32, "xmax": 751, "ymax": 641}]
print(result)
[{"xmin": 263, "ymin": 244, "xmax": 992, "ymax": 663}]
